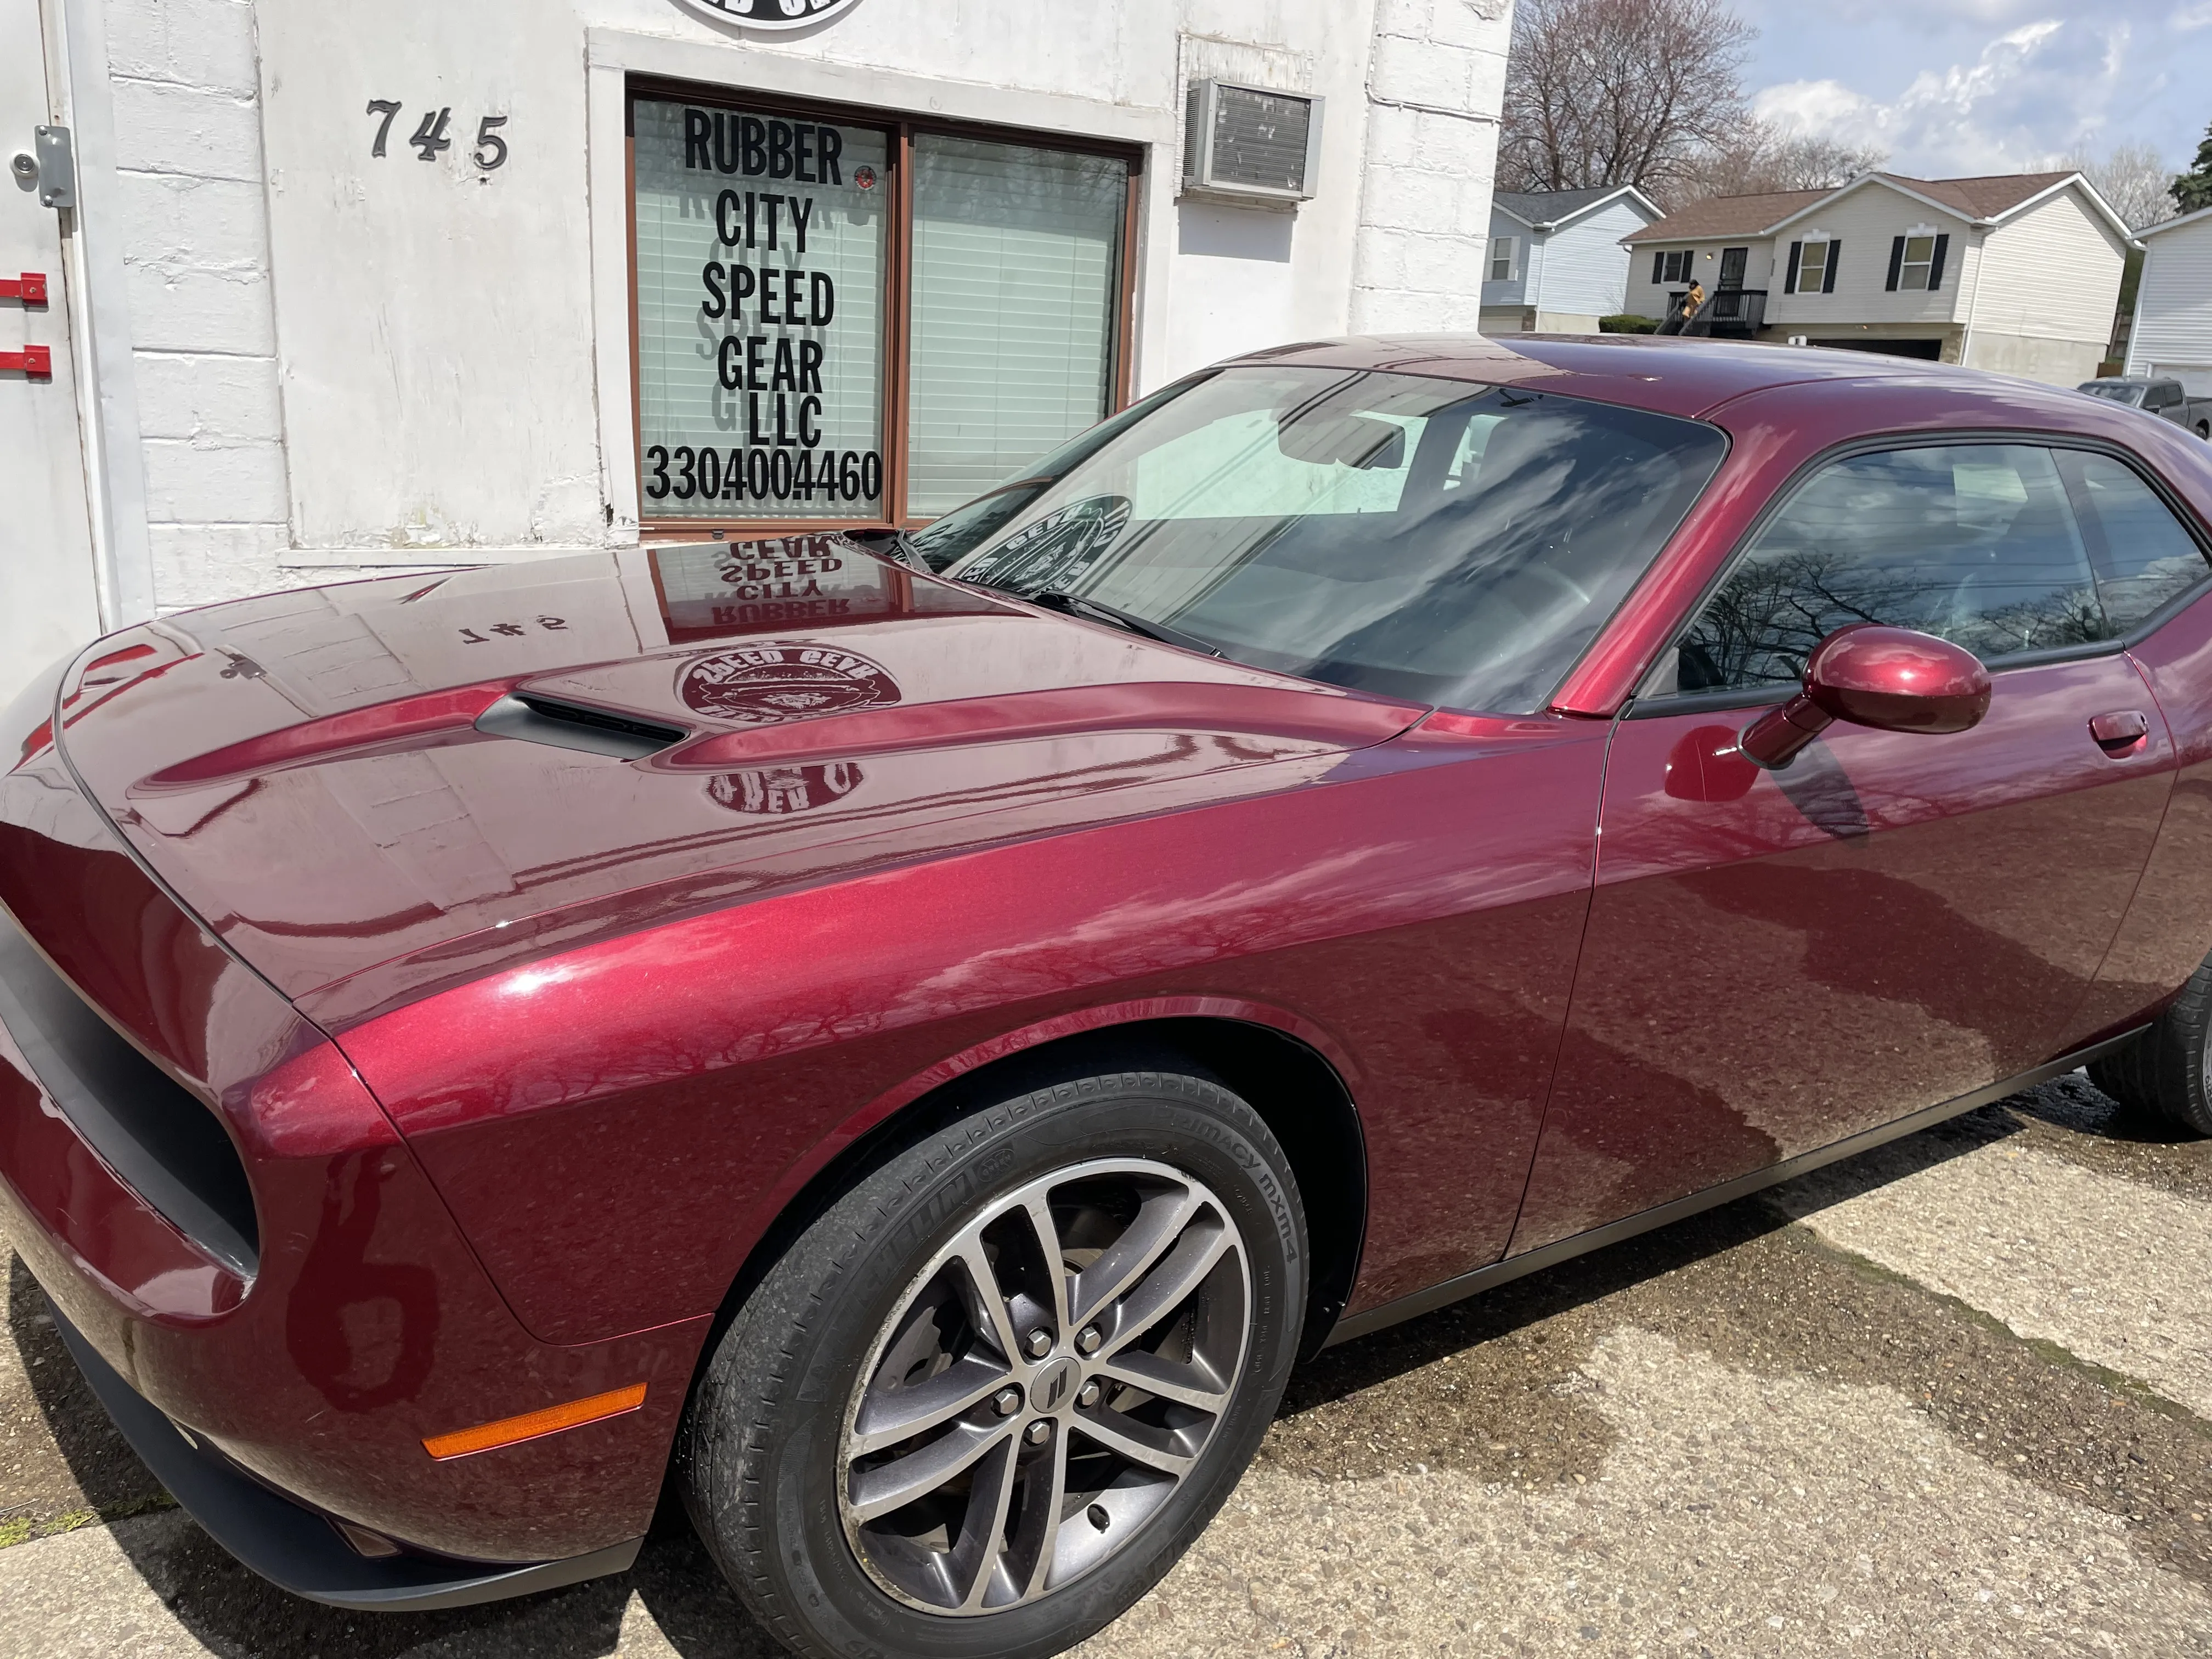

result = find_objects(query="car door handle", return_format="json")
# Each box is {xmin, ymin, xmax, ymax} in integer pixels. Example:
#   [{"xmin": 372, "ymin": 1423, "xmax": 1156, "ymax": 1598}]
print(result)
[{"xmin": 2090, "ymin": 709, "xmax": 2150, "ymax": 757}]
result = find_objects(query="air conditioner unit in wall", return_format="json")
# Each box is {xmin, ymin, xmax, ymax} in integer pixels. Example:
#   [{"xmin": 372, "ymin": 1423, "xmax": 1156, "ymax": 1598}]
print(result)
[{"xmin": 1181, "ymin": 81, "xmax": 1323, "ymax": 205}]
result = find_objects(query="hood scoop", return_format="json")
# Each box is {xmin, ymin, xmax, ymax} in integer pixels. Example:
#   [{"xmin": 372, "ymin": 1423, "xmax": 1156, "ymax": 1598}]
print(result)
[
  {"xmin": 650, "ymin": 681, "xmax": 1424, "ymax": 771},
  {"xmin": 474, "ymin": 693, "xmax": 689, "ymax": 760}
]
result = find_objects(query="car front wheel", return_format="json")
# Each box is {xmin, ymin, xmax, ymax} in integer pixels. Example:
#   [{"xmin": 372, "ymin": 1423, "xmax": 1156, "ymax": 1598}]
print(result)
[{"xmin": 678, "ymin": 1064, "xmax": 1307, "ymax": 1658}]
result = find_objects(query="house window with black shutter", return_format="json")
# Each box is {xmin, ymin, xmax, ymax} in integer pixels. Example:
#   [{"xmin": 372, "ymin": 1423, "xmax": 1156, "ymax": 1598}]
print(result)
[
  {"xmin": 1791, "ymin": 238, "xmax": 1835, "ymax": 294},
  {"xmin": 1886, "ymin": 230, "xmax": 1949, "ymax": 291}
]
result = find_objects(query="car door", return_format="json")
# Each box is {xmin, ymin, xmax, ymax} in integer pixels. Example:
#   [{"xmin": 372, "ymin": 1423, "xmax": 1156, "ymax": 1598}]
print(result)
[{"xmin": 1510, "ymin": 441, "xmax": 2179, "ymax": 1253}]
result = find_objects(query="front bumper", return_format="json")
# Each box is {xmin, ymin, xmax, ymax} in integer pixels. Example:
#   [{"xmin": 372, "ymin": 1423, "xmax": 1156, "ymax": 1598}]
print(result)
[
  {"xmin": 50, "ymin": 1302, "xmax": 640, "ymax": 1610},
  {"xmin": 0, "ymin": 644, "xmax": 708, "ymax": 1593}
]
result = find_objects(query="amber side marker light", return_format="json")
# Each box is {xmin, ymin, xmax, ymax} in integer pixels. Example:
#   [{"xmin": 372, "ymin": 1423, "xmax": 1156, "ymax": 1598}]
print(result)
[{"xmin": 422, "ymin": 1383, "xmax": 647, "ymax": 1461}]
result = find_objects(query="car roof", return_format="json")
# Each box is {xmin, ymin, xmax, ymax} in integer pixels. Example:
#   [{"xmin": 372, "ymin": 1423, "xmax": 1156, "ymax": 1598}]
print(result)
[{"xmin": 1215, "ymin": 333, "xmax": 2106, "ymax": 424}]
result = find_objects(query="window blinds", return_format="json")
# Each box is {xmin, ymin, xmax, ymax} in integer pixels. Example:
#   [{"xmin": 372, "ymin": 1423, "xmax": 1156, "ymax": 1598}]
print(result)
[{"xmin": 907, "ymin": 136, "xmax": 1129, "ymax": 517}]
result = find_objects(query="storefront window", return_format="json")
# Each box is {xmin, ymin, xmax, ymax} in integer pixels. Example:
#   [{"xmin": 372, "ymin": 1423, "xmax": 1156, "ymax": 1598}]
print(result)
[
  {"xmin": 634, "ymin": 98, "xmax": 889, "ymax": 521},
  {"xmin": 907, "ymin": 136, "xmax": 1128, "ymax": 516},
  {"xmin": 630, "ymin": 87, "xmax": 1133, "ymax": 532}
]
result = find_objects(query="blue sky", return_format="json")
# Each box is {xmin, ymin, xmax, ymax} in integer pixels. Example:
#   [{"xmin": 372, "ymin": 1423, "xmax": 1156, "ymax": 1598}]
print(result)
[{"xmin": 1732, "ymin": 0, "xmax": 2212, "ymax": 177}]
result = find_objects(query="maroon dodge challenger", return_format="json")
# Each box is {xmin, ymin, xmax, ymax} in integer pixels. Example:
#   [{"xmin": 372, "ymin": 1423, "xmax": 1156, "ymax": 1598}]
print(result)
[{"xmin": 6, "ymin": 335, "xmax": 2212, "ymax": 1657}]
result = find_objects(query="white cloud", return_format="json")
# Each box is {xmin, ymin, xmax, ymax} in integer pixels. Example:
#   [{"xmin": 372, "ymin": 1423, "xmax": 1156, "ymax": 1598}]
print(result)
[
  {"xmin": 2174, "ymin": 1, "xmax": 2212, "ymax": 30},
  {"xmin": 1751, "ymin": 19, "xmax": 2134, "ymax": 176}
]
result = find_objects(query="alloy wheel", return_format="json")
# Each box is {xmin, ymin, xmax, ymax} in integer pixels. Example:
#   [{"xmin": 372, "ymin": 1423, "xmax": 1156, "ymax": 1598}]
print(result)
[{"xmin": 837, "ymin": 1157, "xmax": 1251, "ymax": 1615}]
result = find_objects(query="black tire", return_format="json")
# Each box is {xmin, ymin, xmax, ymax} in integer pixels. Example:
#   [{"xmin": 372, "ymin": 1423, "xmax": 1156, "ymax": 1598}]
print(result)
[
  {"xmin": 678, "ymin": 1066, "xmax": 1307, "ymax": 1659},
  {"xmin": 2087, "ymin": 952, "xmax": 2212, "ymax": 1136}
]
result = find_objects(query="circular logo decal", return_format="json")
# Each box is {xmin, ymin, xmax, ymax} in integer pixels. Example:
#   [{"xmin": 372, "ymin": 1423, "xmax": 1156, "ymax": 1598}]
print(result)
[
  {"xmin": 708, "ymin": 763, "xmax": 865, "ymax": 815},
  {"xmin": 1032, "ymin": 1356, "xmax": 1079, "ymax": 1413},
  {"xmin": 959, "ymin": 495, "xmax": 1132, "ymax": 594},
  {"xmin": 854, "ymin": 165, "xmax": 877, "ymax": 190},
  {"xmin": 678, "ymin": 644, "xmax": 901, "ymax": 726},
  {"xmin": 676, "ymin": 0, "xmax": 862, "ymax": 28}
]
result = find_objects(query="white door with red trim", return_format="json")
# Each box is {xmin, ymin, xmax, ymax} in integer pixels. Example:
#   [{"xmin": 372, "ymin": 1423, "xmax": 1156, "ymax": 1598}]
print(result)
[{"xmin": 2, "ymin": 0, "xmax": 100, "ymax": 710}]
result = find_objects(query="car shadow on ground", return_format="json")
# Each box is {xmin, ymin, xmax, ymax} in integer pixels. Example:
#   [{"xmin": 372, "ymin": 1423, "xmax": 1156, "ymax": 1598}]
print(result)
[
  {"xmin": 1277, "ymin": 1076, "xmax": 2183, "ymax": 1418},
  {"xmin": 5, "ymin": 1075, "xmax": 2173, "ymax": 1658}
]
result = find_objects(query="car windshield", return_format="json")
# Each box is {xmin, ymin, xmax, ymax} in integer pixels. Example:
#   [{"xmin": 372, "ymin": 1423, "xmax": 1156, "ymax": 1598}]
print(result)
[
  {"xmin": 924, "ymin": 365, "xmax": 1727, "ymax": 713},
  {"xmin": 2079, "ymin": 382, "xmax": 2146, "ymax": 405}
]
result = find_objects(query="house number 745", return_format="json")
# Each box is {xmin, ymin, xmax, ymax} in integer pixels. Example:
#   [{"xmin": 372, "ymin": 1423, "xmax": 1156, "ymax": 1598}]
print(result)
[{"xmin": 366, "ymin": 101, "xmax": 510, "ymax": 170}]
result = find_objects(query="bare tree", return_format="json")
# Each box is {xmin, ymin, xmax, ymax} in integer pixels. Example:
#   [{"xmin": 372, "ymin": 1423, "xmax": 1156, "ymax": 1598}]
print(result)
[
  {"xmin": 1499, "ymin": 0, "xmax": 1758, "ymax": 199},
  {"xmin": 2062, "ymin": 143, "xmax": 2181, "ymax": 232},
  {"xmin": 1674, "ymin": 121, "xmax": 1888, "ymax": 203}
]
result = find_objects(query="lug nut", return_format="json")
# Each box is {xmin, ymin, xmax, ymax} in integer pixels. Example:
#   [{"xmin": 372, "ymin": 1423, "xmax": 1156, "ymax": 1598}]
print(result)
[
  {"xmin": 1024, "ymin": 1419, "xmax": 1052, "ymax": 1446},
  {"xmin": 1076, "ymin": 1379, "xmax": 1102, "ymax": 1409},
  {"xmin": 1023, "ymin": 1328, "xmax": 1053, "ymax": 1359},
  {"xmin": 992, "ymin": 1386, "xmax": 1022, "ymax": 1417},
  {"xmin": 1076, "ymin": 1325, "xmax": 1103, "ymax": 1354}
]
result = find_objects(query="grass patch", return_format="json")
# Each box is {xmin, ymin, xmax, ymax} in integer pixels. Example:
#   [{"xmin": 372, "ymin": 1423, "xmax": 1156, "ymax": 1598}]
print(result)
[{"xmin": 0, "ymin": 1493, "xmax": 177, "ymax": 1551}]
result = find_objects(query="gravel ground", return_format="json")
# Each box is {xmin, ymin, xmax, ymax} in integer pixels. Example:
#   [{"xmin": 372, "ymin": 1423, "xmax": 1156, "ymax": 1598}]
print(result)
[{"xmin": 3, "ymin": 1073, "xmax": 2209, "ymax": 1658}]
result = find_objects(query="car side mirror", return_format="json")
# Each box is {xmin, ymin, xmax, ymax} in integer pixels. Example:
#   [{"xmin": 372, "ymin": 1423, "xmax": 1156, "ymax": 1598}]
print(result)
[{"xmin": 1739, "ymin": 623, "xmax": 1991, "ymax": 770}]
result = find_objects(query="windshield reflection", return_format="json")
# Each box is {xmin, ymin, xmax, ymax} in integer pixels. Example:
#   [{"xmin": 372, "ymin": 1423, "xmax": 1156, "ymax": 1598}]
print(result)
[{"xmin": 940, "ymin": 367, "xmax": 1726, "ymax": 714}]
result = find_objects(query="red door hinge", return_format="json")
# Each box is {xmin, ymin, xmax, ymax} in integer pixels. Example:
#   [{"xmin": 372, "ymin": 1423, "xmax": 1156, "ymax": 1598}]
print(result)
[
  {"xmin": 2, "ymin": 345, "xmax": 53, "ymax": 378},
  {"xmin": 0, "ymin": 272, "xmax": 48, "ymax": 305}
]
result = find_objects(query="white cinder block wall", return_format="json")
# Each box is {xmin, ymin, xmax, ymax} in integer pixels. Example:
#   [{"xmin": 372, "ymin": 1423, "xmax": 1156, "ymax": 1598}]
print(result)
[
  {"xmin": 104, "ymin": 0, "xmax": 292, "ymax": 609},
  {"xmin": 53, "ymin": 0, "xmax": 1512, "ymax": 623},
  {"xmin": 1351, "ymin": 0, "xmax": 1511, "ymax": 332}
]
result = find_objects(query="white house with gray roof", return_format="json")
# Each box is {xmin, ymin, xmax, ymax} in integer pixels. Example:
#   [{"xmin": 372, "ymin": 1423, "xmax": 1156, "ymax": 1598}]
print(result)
[
  {"xmin": 1621, "ymin": 171, "xmax": 2134, "ymax": 385},
  {"xmin": 2125, "ymin": 202, "xmax": 2212, "ymax": 398},
  {"xmin": 1480, "ymin": 186, "xmax": 1662, "ymax": 335}
]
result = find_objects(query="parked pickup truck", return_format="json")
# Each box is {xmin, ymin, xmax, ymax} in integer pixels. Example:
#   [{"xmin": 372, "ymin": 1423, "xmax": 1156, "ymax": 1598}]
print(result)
[{"xmin": 2078, "ymin": 376, "xmax": 2212, "ymax": 440}]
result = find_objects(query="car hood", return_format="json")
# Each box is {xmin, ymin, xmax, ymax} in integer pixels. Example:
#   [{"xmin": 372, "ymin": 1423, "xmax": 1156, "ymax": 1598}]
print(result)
[{"xmin": 46, "ymin": 539, "xmax": 1425, "ymax": 1026}]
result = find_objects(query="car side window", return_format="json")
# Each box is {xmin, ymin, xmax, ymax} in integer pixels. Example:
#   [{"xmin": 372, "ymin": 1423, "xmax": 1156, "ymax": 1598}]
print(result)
[
  {"xmin": 1660, "ymin": 444, "xmax": 2107, "ymax": 696},
  {"xmin": 2066, "ymin": 452, "xmax": 2212, "ymax": 633}
]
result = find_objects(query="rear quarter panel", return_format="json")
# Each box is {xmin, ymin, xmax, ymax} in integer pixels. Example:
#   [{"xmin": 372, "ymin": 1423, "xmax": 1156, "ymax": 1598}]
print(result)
[{"xmin": 2033, "ymin": 410, "xmax": 2212, "ymax": 1038}]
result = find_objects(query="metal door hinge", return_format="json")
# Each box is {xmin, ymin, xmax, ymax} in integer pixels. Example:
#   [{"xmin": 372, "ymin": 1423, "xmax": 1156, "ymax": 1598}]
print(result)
[{"xmin": 32, "ymin": 126, "xmax": 75, "ymax": 208}]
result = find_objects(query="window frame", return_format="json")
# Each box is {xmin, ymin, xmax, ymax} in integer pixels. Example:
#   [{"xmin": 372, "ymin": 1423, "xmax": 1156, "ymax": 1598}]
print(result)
[
  {"xmin": 1488, "ymin": 235, "xmax": 1518, "ymax": 283},
  {"xmin": 627, "ymin": 75, "xmax": 1144, "ymax": 539},
  {"xmin": 1624, "ymin": 431, "xmax": 2212, "ymax": 719},
  {"xmin": 1795, "ymin": 239, "xmax": 1831, "ymax": 294},
  {"xmin": 1897, "ymin": 234, "xmax": 1937, "ymax": 291}
]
